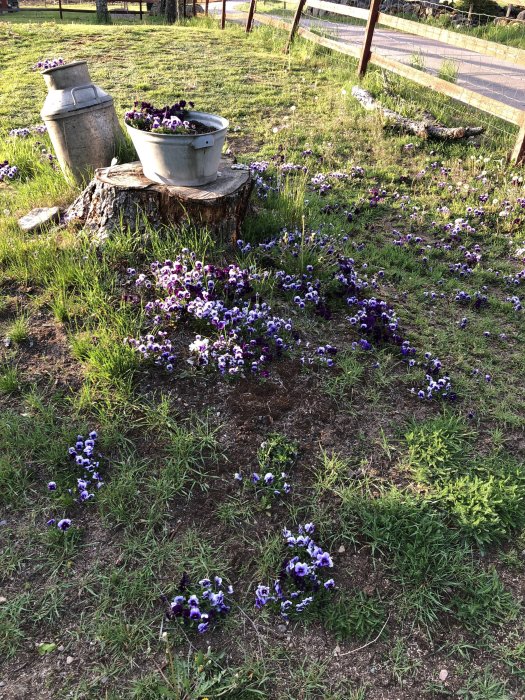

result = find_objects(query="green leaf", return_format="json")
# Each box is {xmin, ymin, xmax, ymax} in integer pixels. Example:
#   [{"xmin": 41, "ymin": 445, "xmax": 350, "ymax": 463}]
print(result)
[{"xmin": 37, "ymin": 642, "xmax": 56, "ymax": 656}]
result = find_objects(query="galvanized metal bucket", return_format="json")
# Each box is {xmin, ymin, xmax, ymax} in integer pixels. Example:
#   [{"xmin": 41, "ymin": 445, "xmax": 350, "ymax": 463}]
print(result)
[
  {"xmin": 40, "ymin": 61, "xmax": 123, "ymax": 184},
  {"xmin": 126, "ymin": 111, "xmax": 229, "ymax": 187}
]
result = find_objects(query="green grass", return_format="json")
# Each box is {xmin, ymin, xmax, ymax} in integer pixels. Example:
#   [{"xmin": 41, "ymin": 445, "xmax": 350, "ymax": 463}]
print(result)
[
  {"xmin": 1, "ymin": 14, "xmax": 525, "ymax": 700},
  {"xmin": 438, "ymin": 58, "xmax": 459, "ymax": 83},
  {"xmin": 404, "ymin": 417, "xmax": 525, "ymax": 547},
  {"xmin": 5, "ymin": 314, "xmax": 30, "ymax": 344},
  {"xmin": 0, "ymin": 363, "xmax": 21, "ymax": 393},
  {"xmin": 323, "ymin": 591, "xmax": 386, "ymax": 642}
]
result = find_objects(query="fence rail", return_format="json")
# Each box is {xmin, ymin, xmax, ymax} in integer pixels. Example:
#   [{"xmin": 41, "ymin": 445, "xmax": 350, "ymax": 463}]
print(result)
[
  {"xmin": 20, "ymin": 5, "xmax": 144, "ymax": 11},
  {"xmin": 307, "ymin": 0, "xmax": 368, "ymax": 21},
  {"xmin": 245, "ymin": 0, "xmax": 525, "ymax": 163},
  {"xmin": 376, "ymin": 12, "xmax": 525, "ymax": 66},
  {"xmin": 16, "ymin": 0, "xmax": 218, "ymax": 18},
  {"xmin": 19, "ymin": 4, "xmax": 146, "ymax": 16}
]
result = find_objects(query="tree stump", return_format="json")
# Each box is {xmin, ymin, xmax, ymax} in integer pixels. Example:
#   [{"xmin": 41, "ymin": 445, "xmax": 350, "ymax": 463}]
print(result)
[{"xmin": 66, "ymin": 159, "xmax": 254, "ymax": 243}]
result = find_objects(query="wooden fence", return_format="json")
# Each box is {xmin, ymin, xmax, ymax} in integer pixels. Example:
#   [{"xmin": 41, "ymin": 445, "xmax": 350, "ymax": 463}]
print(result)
[
  {"xmin": 18, "ymin": 0, "xmax": 205, "ymax": 20},
  {"xmin": 244, "ymin": 0, "xmax": 525, "ymax": 163}
]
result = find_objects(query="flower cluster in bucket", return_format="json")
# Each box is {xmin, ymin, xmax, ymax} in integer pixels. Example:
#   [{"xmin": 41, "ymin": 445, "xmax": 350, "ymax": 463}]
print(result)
[
  {"xmin": 46, "ymin": 431, "xmax": 104, "ymax": 532},
  {"xmin": 125, "ymin": 252, "xmax": 294, "ymax": 376},
  {"xmin": 0, "ymin": 161, "xmax": 18, "ymax": 182},
  {"xmin": 33, "ymin": 57, "xmax": 65, "ymax": 71},
  {"xmin": 234, "ymin": 433, "xmax": 297, "ymax": 504},
  {"xmin": 124, "ymin": 99, "xmax": 213, "ymax": 135},
  {"xmin": 255, "ymin": 524, "xmax": 335, "ymax": 620},
  {"xmin": 163, "ymin": 573, "xmax": 233, "ymax": 634}
]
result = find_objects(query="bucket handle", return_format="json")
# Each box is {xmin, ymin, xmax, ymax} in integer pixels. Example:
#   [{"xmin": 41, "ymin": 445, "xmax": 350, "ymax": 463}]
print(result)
[
  {"xmin": 71, "ymin": 85, "xmax": 98, "ymax": 105},
  {"xmin": 192, "ymin": 134, "xmax": 214, "ymax": 150}
]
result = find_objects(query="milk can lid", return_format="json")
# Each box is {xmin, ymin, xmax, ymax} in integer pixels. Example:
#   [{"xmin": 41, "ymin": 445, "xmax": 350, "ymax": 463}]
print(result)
[{"xmin": 41, "ymin": 84, "xmax": 113, "ymax": 119}]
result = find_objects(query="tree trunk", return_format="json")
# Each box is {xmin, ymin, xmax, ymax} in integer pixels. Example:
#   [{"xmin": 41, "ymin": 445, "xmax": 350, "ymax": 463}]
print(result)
[
  {"xmin": 66, "ymin": 160, "xmax": 254, "ymax": 245},
  {"xmin": 96, "ymin": 0, "xmax": 110, "ymax": 22},
  {"xmin": 165, "ymin": 0, "xmax": 176, "ymax": 22}
]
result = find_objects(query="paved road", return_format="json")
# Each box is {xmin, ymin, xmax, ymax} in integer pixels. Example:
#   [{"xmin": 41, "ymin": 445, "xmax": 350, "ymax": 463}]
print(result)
[{"xmin": 220, "ymin": 2, "xmax": 525, "ymax": 113}]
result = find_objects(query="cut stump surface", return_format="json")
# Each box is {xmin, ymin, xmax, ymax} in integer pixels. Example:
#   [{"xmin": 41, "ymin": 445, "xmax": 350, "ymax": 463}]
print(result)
[{"xmin": 67, "ymin": 159, "xmax": 254, "ymax": 243}]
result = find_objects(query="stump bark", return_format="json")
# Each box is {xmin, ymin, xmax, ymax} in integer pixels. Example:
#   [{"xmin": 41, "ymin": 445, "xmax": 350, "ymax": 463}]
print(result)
[{"xmin": 66, "ymin": 159, "xmax": 254, "ymax": 243}]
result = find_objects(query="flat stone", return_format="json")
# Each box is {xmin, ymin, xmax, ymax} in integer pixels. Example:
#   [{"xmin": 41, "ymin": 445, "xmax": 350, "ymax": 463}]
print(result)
[{"xmin": 18, "ymin": 207, "xmax": 60, "ymax": 233}]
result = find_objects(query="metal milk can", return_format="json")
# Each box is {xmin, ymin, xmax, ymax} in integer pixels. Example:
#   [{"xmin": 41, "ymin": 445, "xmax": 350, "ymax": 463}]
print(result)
[{"xmin": 40, "ymin": 61, "xmax": 123, "ymax": 184}]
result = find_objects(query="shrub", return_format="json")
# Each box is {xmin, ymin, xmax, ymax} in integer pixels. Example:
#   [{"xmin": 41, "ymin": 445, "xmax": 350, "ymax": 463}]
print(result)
[
  {"xmin": 405, "ymin": 415, "xmax": 472, "ymax": 484},
  {"xmin": 437, "ymin": 472, "xmax": 525, "ymax": 547},
  {"xmin": 454, "ymin": 0, "xmax": 503, "ymax": 19}
]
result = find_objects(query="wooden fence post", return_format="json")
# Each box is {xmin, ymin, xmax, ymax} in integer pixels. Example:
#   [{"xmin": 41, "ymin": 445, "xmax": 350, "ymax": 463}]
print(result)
[
  {"xmin": 192, "ymin": 0, "xmax": 196, "ymax": 15},
  {"xmin": 221, "ymin": 0, "xmax": 226, "ymax": 27},
  {"xmin": 284, "ymin": 0, "xmax": 307, "ymax": 53},
  {"xmin": 357, "ymin": 0, "xmax": 380, "ymax": 77},
  {"xmin": 511, "ymin": 115, "xmax": 525, "ymax": 165},
  {"xmin": 246, "ymin": 0, "xmax": 256, "ymax": 31},
  {"xmin": 205, "ymin": 0, "xmax": 208, "ymax": 14}
]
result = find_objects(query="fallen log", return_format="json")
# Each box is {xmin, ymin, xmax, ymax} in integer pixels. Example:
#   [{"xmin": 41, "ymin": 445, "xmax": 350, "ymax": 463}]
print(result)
[
  {"xmin": 351, "ymin": 86, "xmax": 484, "ymax": 140},
  {"xmin": 66, "ymin": 159, "xmax": 254, "ymax": 244}
]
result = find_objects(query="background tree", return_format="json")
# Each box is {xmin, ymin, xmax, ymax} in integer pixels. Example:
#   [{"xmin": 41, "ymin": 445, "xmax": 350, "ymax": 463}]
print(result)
[
  {"xmin": 454, "ymin": 0, "xmax": 503, "ymax": 20},
  {"xmin": 165, "ymin": 0, "xmax": 185, "ymax": 22},
  {"xmin": 96, "ymin": 0, "xmax": 110, "ymax": 22},
  {"xmin": 165, "ymin": 0, "xmax": 176, "ymax": 22}
]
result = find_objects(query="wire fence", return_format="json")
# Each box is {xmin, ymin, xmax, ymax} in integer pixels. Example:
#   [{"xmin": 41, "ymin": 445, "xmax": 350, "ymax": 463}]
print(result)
[
  {"xmin": 245, "ymin": 0, "xmax": 525, "ymax": 160},
  {"xmin": 300, "ymin": 0, "xmax": 525, "ymax": 47},
  {"xmin": 261, "ymin": 0, "xmax": 525, "ymax": 116},
  {"xmin": 13, "ymin": 0, "xmax": 151, "ymax": 21},
  {"xmin": 10, "ymin": 0, "xmax": 222, "ymax": 20},
  {"xmin": 378, "ymin": 0, "xmax": 525, "ymax": 49}
]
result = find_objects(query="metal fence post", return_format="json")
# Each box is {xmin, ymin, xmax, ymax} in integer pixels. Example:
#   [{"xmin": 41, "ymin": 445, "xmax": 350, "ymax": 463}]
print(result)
[
  {"xmin": 221, "ymin": 0, "xmax": 226, "ymax": 27},
  {"xmin": 246, "ymin": 0, "xmax": 256, "ymax": 31},
  {"xmin": 357, "ymin": 0, "xmax": 380, "ymax": 77},
  {"xmin": 284, "ymin": 0, "xmax": 306, "ymax": 53}
]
